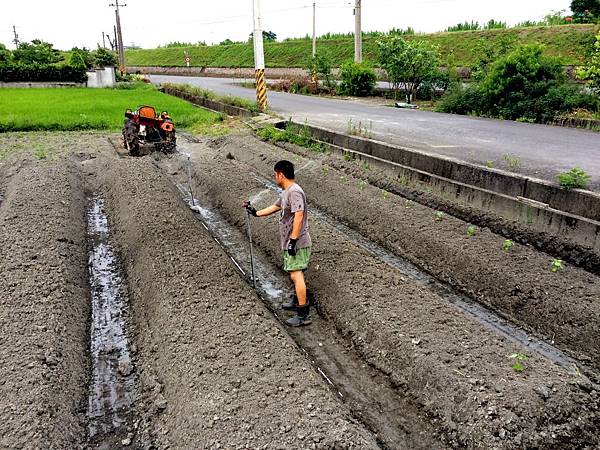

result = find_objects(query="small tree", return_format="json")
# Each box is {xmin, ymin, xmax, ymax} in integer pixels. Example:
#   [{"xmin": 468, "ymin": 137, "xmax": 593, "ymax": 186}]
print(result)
[
  {"xmin": 68, "ymin": 47, "xmax": 93, "ymax": 69},
  {"xmin": 306, "ymin": 54, "xmax": 334, "ymax": 90},
  {"xmin": 377, "ymin": 36, "xmax": 440, "ymax": 102},
  {"xmin": 12, "ymin": 39, "xmax": 63, "ymax": 65},
  {"xmin": 571, "ymin": 0, "xmax": 600, "ymax": 23},
  {"xmin": 578, "ymin": 32, "xmax": 600, "ymax": 93},
  {"xmin": 94, "ymin": 47, "xmax": 118, "ymax": 67},
  {"xmin": 0, "ymin": 44, "xmax": 11, "ymax": 66}
]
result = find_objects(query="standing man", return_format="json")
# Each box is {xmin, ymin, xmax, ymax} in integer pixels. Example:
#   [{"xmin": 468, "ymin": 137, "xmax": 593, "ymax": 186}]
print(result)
[{"xmin": 244, "ymin": 160, "xmax": 312, "ymax": 327}]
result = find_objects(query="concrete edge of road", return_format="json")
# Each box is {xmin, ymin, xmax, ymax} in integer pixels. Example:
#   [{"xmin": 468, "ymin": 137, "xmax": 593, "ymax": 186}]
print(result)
[{"xmin": 162, "ymin": 85, "xmax": 600, "ymax": 258}]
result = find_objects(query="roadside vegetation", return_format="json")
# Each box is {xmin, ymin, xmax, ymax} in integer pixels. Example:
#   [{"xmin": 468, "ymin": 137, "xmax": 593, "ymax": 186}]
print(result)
[
  {"xmin": 125, "ymin": 24, "xmax": 597, "ymax": 69},
  {"xmin": 0, "ymin": 85, "xmax": 219, "ymax": 132}
]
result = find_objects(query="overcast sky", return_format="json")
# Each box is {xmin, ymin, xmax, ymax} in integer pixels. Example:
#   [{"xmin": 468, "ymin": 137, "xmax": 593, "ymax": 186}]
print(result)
[{"xmin": 2, "ymin": 0, "xmax": 573, "ymax": 50}]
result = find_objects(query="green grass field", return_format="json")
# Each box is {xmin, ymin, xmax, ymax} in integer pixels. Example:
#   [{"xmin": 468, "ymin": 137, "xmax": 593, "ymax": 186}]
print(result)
[
  {"xmin": 0, "ymin": 85, "xmax": 220, "ymax": 132},
  {"xmin": 126, "ymin": 24, "xmax": 598, "ymax": 69}
]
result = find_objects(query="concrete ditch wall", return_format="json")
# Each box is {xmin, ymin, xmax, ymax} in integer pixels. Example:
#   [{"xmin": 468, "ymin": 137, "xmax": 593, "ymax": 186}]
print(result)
[{"xmin": 161, "ymin": 86, "xmax": 254, "ymax": 117}]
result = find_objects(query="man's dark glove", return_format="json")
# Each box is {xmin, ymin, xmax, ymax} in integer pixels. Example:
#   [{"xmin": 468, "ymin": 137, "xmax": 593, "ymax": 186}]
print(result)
[
  {"xmin": 287, "ymin": 238, "xmax": 298, "ymax": 257},
  {"xmin": 242, "ymin": 200, "xmax": 257, "ymax": 217}
]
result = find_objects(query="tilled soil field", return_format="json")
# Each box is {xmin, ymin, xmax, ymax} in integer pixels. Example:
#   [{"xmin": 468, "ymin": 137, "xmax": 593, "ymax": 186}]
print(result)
[
  {"xmin": 2, "ymin": 130, "xmax": 599, "ymax": 449},
  {"xmin": 0, "ymin": 154, "xmax": 89, "ymax": 449},
  {"xmin": 176, "ymin": 132, "xmax": 600, "ymax": 449}
]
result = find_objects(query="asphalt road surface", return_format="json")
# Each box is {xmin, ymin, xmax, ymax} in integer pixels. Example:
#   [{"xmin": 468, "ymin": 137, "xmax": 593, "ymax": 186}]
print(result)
[{"xmin": 150, "ymin": 75, "xmax": 600, "ymax": 189}]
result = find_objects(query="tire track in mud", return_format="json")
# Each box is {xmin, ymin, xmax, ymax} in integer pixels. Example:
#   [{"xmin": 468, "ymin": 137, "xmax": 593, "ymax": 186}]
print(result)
[
  {"xmin": 173, "ymin": 140, "xmax": 600, "ymax": 449},
  {"xmin": 173, "ymin": 182, "xmax": 446, "ymax": 450}
]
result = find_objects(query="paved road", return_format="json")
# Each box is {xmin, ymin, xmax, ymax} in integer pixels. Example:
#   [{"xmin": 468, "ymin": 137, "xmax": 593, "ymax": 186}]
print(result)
[{"xmin": 151, "ymin": 75, "xmax": 600, "ymax": 188}]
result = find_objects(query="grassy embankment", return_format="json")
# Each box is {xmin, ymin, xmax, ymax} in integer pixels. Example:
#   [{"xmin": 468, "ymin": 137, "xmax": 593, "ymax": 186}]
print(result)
[
  {"xmin": 126, "ymin": 24, "xmax": 598, "ymax": 68},
  {"xmin": 0, "ymin": 84, "xmax": 220, "ymax": 132}
]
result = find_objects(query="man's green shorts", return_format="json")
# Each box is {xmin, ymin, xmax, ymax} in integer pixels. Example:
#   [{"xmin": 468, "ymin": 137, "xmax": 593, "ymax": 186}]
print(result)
[{"xmin": 283, "ymin": 247, "xmax": 311, "ymax": 272}]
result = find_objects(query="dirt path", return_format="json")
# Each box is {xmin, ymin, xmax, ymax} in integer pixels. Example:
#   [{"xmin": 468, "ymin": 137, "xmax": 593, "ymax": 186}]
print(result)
[
  {"xmin": 0, "ymin": 156, "xmax": 89, "ymax": 449},
  {"xmin": 180, "ymin": 135, "xmax": 600, "ymax": 449},
  {"xmin": 211, "ymin": 133, "xmax": 600, "ymax": 374},
  {"xmin": 92, "ymin": 154, "xmax": 381, "ymax": 449}
]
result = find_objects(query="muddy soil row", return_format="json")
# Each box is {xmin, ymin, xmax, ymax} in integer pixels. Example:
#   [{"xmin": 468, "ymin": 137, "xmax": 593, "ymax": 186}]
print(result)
[
  {"xmin": 212, "ymin": 133, "xmax": 600, "ymax": 373},
  {"xmin": 92, "ymin": 154, "xmax": 381, "ymax": 449},
  {"xmin": 182, "ymin": 140, "xmax": 600, "ymax": 449},
  {"xmin": 0, "ymin": 156, "xmax": 90, "ymax": 449}
]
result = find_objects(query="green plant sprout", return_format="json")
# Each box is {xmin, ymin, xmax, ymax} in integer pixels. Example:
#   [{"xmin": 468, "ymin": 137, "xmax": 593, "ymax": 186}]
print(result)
[
  {"xmin": 551, "ymin": 259, "xmax": 564, "ymax": 273},
  {"xmin": 343, "ymin": 153, "xmax": 354, "ymax": 162},
  {"xmin": 485, "ymin": 160, "xmax": 494, "ymax": 168},
  {"xmin": 502, "ymin": 239, "xmax": 514, "ymax": 251},
  {"xmin": 322, "ymin": 164, "xmax": 329, "ymax": 173},
  {"xmin": 434, "ymin": 211, "xmax": 446, "ymax": 221},
  {"xmin": 510, "ymin": 353, "xmax": 528, "ymax": 373},
  {"xmin": 358, "ymin": 180, "xmax": 368, "ymax": 190},
  {"xmin": 405, "ymin": 200, "xmax": 413, "ymax": 209},
  {"xmin": 381, "ymin": 189, "xmax": 390, "ymax": 199},
  {"xmin": 340, "ymin": 175, "xmax": 348, "ymax": 183},
  {"xmin": 466, "ymin": 225, "xmax": 477, "ymax": 236},
  {"xmin": 502, "ymin": 153, "xmax": 521, "ymax": 169}
]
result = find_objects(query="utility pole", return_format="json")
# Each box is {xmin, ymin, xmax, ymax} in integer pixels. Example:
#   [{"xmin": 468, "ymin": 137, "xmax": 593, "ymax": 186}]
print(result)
[
  {"xmin": 354, "ymin": 0, "xmax": 362, "ymax": 63},
  {"xmin": 252, "ymin": 0, "xmax": 268, "ymax": 111},
  {"xmin": 12, "ymin": 26, "xmax": 20, "ymax": 49},
  {"xmin": 109, "ymin": 0, "xmax": 127, "ymax": 73},
  {"xmin": 312, "ymin": 2, "xmax": 316, "ymax": 57},
  {"xmin": 102, "ymin": 32, "xmax": 106, "ymax": 48},
  {"xmin": 114, "ymin": 26, "xmax": 118, "ymax": 52},
  {"xmin": 107, "ymin": 31, "xmax": 115, "ymax": 51}
]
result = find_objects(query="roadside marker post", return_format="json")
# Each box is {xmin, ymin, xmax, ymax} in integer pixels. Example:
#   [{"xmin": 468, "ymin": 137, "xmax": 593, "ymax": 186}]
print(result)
[{"xmin": 252, "ymin": 0, "xmax": 268, "ymax": 111}]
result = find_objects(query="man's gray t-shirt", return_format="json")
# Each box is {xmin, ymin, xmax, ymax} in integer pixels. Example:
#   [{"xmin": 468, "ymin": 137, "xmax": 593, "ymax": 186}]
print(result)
[{"xmin": 275, "ymin": 183, "xmax": 311, "ymax": 251}]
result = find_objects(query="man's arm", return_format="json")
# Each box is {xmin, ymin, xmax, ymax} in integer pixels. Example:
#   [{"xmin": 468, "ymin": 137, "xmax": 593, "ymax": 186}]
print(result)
[
  {"xmin": 290, "ymin": 210, "xmax": 304, "ymax": 240},
  {"xmin": 257, "ymin": 204, "xmax": 281, "ymax": 217}
]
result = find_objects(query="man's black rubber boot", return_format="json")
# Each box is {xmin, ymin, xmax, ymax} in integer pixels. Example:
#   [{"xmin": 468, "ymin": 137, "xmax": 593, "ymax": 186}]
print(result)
[
  {"xmin": 286, "ymin": 305, "xmax": 312, "ymax": 327},
  {"xmin": 282, "ymin": 294, "xmax": 299, "ymax": 311},
  {"xmin": 282, "ymin": 291, "xmax": 314, "ymax": 311}
]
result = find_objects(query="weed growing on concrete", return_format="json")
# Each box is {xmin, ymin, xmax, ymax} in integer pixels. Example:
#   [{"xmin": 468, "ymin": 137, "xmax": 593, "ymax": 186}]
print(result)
[
  {"xmin": 434, "ymin": 211, "xmax": 446, "ymax": 221},
  {"xmin": 556, "ymin": 167, "xmax": 591, "ymax": 190},
  {"xmin": 510, "ymin": 353, "xmax": 528, "ymax": 373},
  {"xmin": 347, "ymin": 119, "xmax": 373, "ymax": 138},
  {"xmin": 502, "ymin": 153, "xmax": 521, "ymax": 169},
  {"xmin": 485, "ymin": 160, "xmax": 494, "ymax": 168},
  {"xmin": 466, "ymin": 225, "xmax": 477, "ymax": 236},
  {"xmin": 551, "ymin": 259, "xmax": 564, "ymax": 273},
  {"xmin": 502, "ymin": 239, "xmax": 514, "ymax": 251}
]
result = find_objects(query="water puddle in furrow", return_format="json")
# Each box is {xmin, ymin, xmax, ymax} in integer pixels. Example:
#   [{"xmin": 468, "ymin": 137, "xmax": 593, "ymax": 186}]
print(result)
[
  {"xmin": 87, "ymin": 196, "xmax": 135, "ymax": 449},
  {"xmin": 174, "ymin": 182, "xmax": 444, "ymax": 450},
  {"xmin": 248, "ymin": 173, "xmax": 592, "ymax": 380}
]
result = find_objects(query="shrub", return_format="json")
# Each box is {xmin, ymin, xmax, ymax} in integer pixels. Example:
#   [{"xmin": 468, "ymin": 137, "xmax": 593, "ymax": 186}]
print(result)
[
  {"xmin": 0, "ymin": 65, "xmax": 87, "ymax": 83},
  {"xmin": 578, "ymin": 33, "xmax": 600, "ymax": 93},
  {"xmin": 439, "ymin": 44, "xmax": 598, "ymax": 123},
  {"xmin": 338, "ymin": 61, "xmax": 377, "ymax": 97},
  {"xmin": 556, "ymin": 167, "xmax": 591, "ymax": 190},
  {"xmin": 12, "ymin": 40, "xmax": 63, "ymax": 65},
  {"xmin": 305, "ymin": 54, "xmax": 335, "ymax": 90}
]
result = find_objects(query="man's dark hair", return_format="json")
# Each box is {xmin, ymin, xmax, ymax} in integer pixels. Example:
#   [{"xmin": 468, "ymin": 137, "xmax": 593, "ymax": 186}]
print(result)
[{"xmin": 274, "ymin": 160, "xmax": 295, "ymax": 180}]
